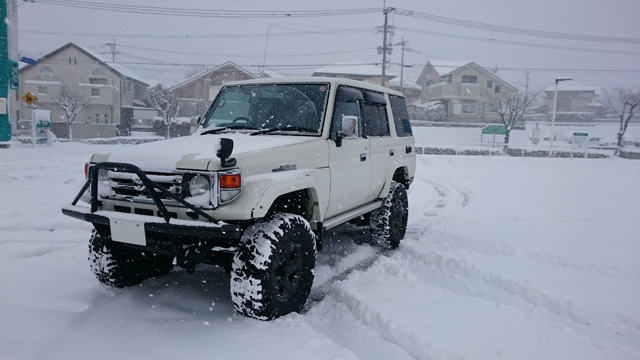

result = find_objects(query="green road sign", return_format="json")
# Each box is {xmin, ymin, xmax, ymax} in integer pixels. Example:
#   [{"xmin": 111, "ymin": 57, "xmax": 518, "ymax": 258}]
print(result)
[{"xmin": 10, "ymin": 61, "xmax": 19, "ymax": 90}]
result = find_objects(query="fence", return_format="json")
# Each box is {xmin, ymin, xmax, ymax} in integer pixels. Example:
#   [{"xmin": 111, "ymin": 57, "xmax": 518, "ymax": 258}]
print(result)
[{"xmin": 414, "ymin": 142, "xmax": 626, "ymax": 159}]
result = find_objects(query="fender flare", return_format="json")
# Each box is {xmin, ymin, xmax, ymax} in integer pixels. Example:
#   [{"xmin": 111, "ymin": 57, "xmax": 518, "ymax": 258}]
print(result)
[
  {"xmin": 378, "ymin": 159, "xmax": 409, "ymax": 199},
  {"xmin": 251, "ymin": 175, "xmax": 318, "ymax": 219}
]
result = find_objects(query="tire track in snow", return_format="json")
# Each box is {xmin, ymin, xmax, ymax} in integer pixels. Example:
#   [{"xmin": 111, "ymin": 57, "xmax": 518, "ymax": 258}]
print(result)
[{"xmin": 397, "ymin": 240, "xmax": 640, "ymax": 352}]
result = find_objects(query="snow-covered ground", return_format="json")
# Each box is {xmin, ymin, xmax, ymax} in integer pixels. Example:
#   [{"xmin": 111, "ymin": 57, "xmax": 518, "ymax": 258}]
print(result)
[{"xmin": 1, "ymin": 140, "xmax": 639, "ymax": 360}]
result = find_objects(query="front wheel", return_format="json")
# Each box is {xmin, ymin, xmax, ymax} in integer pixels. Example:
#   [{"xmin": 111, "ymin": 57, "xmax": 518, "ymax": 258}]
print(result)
[
  {"xmin": 230, "ymin": 213, "xmax": 316, "ymax": 320},
  {"xmin": 370, "ymin": 181, "xmax": 409, "ymax": 249},
  {"xmin": 88, "ymin": 229, "xmax": 172, "ymax": 288}
]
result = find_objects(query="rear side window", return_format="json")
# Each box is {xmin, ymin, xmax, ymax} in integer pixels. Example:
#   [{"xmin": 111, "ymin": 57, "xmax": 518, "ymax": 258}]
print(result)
[
  {"xmin": 389, "ymin": 95, "xmax": 412, "ymax": 137},
  {"xmin": 363, "ymin": 103, "xmax": 389, "ymax": 137},
  {"xmin": 363, "ymin": 90, "xmax": 389, "ymax": 137}
]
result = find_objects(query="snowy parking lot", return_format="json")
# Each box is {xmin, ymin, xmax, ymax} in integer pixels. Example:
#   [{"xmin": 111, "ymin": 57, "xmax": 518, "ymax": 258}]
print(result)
[{"xmin": 1, "ymin": 141, "xmax": 639, "ymax": 360}]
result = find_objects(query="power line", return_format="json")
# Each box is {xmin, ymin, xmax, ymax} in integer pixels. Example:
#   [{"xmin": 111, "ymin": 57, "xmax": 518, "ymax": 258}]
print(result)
[
  {"xmin": 35, "ymin": 0, "xmax": 380, "ymax": 18},
  {"xmin": 31, "ymin": 1, "xmax": 640, "ymax": 45},
  {"xmin": 20, "ymin": 27, "xmax": 374, "ymax": 39},
  {"xmin": 395, "ymin": 26, "xmax": 640, "ymax": 56},
  {"xmin": 394, "ymin": 8, "xmax": 640, "ymax": 44},
  {"xmin": 117, "ymin": 44, "xmax": 377, "ymax": 58}
]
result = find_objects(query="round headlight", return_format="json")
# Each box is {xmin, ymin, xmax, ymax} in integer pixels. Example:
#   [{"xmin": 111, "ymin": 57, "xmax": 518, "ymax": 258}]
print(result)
[
  {"xmin": 189, "ymin": 175, "xmax": 210, "ymax": 196},
  {"xmin": 98, "ymin": 168, "xmax": 109, "ymax": 185}
]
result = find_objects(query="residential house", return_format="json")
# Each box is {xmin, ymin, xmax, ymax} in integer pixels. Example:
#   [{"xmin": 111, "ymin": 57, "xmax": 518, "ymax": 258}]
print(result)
[
  {"xmin": 168, "ymin": 61, "xmax": 258, "ymax": 119},
  {"xmin": 389, "ymin": 77, "xmax": 421, "ymax": 105},
  {"xmin": 542, "ymin": 81, "xmax": 605, "ymax": 119},
  {"xmin": 312, "ymin": 62, "xmax": 396, "ymax": 87},
  {"xmin": 19, "ymin": 42, "xmax": 149, "ymax": 138},
  {"xmin": 416, "ymin": 60, "xmax": 517, "ymax": 123}
]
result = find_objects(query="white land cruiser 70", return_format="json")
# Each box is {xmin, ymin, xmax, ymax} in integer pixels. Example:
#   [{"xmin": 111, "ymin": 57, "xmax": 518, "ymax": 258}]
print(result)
[{"xmin": 63, "ymin": 77, "xmax": 416, "ymax": 320}]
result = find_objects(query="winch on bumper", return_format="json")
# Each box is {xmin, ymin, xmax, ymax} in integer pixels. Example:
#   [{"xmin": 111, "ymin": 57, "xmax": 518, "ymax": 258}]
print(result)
[{"xmin": 62, "ymin": 162, "xmax": 243, "ymax": 272}]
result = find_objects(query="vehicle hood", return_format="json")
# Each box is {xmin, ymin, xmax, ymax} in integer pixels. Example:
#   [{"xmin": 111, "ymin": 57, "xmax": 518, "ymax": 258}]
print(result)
[{"xmin": 91, "ymin": 133, "xmax": 318, "ymax": 172}]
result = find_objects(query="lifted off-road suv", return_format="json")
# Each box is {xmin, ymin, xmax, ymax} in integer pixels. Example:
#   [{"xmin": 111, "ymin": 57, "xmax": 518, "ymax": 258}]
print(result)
[{"xmin": 63, "ymin": 77, "xmax": 416, "ymax": 320}]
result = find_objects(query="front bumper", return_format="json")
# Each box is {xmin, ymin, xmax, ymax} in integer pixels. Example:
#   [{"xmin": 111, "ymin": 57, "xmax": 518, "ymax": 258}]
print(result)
[
  {"xmin": 63, "ymin": 162, "xmax": 243, "ymax": 247},
  {"xmin": 62, "ymin": 204, "xmax": 242, "ymax": 244}
]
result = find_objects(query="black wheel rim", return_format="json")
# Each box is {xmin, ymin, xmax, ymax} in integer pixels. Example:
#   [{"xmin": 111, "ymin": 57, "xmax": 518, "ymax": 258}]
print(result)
[{"xmin": 274, "ymin": 242, "xmax": 303, "ymax": 302}]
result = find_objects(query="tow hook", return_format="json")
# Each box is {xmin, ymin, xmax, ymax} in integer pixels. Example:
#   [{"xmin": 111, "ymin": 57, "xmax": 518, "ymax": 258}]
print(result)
[{"xmin": 177, "ymin": 243, "xmax": 206, "ymax": 274}]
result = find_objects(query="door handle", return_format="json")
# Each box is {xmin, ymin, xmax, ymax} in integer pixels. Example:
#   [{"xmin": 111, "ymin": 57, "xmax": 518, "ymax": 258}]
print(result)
[{"xmin": 360, "ymin": 153, "xmax": 367, "ymax": 161}]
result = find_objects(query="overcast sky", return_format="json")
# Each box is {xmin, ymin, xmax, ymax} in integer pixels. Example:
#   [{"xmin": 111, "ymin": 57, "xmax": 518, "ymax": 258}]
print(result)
[{"xmin": 18, "ymin": 0, "xmax": 640, "ymax": 91}]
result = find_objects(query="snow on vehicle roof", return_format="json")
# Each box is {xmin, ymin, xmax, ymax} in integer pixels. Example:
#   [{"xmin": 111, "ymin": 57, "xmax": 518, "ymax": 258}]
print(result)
[
  {"xmin": 223, "ymin": 76, "xmax": 405, "ymax": 97},
  {"xmin": 313, "ymin": 62, "xmax": 396, "ymax": 78}
]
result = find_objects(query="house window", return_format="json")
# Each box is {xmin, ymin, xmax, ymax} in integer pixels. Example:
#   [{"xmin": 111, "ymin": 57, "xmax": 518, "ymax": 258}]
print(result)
[
  {"xmin": 105, "ymin": 113, "xmax": 109, "ymax": 124},
  {"xmin": 38, "ymin": 85, "xmax": 48, "ymax": 95},
  {"xmin": 92, "ymin": 68, "xmax": 106, "ymax": 76},
  {"xmin": 461, "ymin": 75, "xmax": 477, "ymax": 84},
  {"xmin": 494, "ymin": 85, "xmax": 501, "ymax": 94},
  {"xmin": 439, "ymin": 75, "xmax": 452, "ymax": 84},
  {"xmin": 91, "ymin": 88, "xmax": 100, "ymax": 97},
  {"xmin": 487, "ymin": 102, "xmax": 500, "ymax": 113},
  {"xmin": 125, "ymin": 81, "xmax": 132, "ymax": 93},
  {"xmin": 95, "ymin": 114, "xmax": 100, "ymax": 124},
  {"xmin": 89, "ymin": 78, "xmax": 107, "ymax": 85},
  {"xmin": 487, "ymin": 80, "xmax": 493, "ymax": 89},
  {"xmin": 461, "ymin": 103, "xmax": 477, "ymax": 114},
  {"xmin": 40, "ymin": 66, "xmax": 53, "ymax": 73}
]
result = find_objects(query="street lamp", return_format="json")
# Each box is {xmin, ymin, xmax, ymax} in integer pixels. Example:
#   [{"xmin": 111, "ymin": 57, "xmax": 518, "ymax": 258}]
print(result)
[{"xmin": 548, "ymin": 77, "xmax": 572, "ymax": 158}]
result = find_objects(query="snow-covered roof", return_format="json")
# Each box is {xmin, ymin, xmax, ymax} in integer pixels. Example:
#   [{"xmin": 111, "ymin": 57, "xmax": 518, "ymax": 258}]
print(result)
[
  {"xmin": 417, "ymin": 100, "xmax": 444, "ymax": 109},
  {"xmin": 389, "ymin": 77, "xmax": 421, "ymax": 90},
  {"xmin": 168, "ymin": 61, "xmax": 258, "ymax": 91},
  {"xmin": 428, "ymin": 60, "xmax": 472, "ymax": 76},
  {"xmin": 73, "ymin": 44, "xmax": 147, "ymax": 85},
  {"xmin": 257, "ymin": 69, "xmax": 286, "ymax": 78},
  {"xmin": 544, "ymin": 81, "xmax": 601, "ymax": 94},
  {"xmin": 21, "ymin": 42, "xmax": 148, "ymax": 85},
  {"xmin": 313, "ymin": 62, "xmax": 396, "ymax": 78}
]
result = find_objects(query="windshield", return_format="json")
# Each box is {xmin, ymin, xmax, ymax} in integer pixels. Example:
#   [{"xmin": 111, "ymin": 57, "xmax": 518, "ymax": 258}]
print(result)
[{"xmin": 201, "ymin": 83, "xmax": 330, "ymax": 135}]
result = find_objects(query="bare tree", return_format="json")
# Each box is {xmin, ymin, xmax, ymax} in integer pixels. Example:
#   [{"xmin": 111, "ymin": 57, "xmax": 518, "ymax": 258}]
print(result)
[
  {"xmin": 145, "ymin": 83, "xmax": 181, "ymax": 139},
  {"xmin": 603, "ymin": 87, "xmax": 640, "ymax": 148},
  {"xmin": 53, "ymin": 86, "xmax": 88, "ymax": 141},
  {"xmin": 484, "ymin": 89, "xmax": 540, "ymax": 144}
]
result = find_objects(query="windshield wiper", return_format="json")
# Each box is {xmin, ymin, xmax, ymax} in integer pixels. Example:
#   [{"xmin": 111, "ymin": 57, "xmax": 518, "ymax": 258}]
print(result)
[
  {"xmin": 201, "ymin": 125, "xmax": 260, "ymax": 135},
  {"xmin": 249, "ymin": 126, "xmax": 317, "ymax": 136}
]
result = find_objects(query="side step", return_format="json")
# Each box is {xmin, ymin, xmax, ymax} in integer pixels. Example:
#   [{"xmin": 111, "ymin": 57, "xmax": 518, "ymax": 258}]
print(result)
[{"xmin": 322, "ymin": 201, "xmax": 382, "ymax": 231}]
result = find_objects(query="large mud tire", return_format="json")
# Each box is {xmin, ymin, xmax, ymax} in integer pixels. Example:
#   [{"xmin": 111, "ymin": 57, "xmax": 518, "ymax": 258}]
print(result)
[
  {"xmin": 370, "ymin": 181, "xmax": 409, "ymax": 249},
  {"xmin": 230, "ymin": 213, "xmax": 316, "ymax": 320},
  {"xmin": 88, "ymin": 229, "xmax": 173, "ymax": 288}
]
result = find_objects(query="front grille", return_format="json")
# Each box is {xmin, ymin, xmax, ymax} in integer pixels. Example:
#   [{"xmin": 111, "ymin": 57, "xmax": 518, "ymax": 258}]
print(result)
[{"xmin": 107, "ymin": 170, "xmax": 183, "ymax": 201}]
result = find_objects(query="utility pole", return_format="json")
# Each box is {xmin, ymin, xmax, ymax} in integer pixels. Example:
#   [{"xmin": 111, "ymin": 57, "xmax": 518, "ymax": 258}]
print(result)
[
  {"xmin": 105, "ymin": 39, "xmax": 120, "ymax": 62},
  {"xmin": 396, "ymin": 37, "xmax": 408, "ymax": 93},
  {"xmin": 379, "ymin": 7, "xmax": 394, "ymax": 87},
  {"xmin": 261, "ymin": 24, "xmax": 271, "ymax": 73}
]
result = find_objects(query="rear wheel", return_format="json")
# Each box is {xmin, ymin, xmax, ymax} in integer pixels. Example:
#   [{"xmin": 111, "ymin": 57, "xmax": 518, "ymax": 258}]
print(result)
[
  {"xmin": 370, "ymin": 181, "xmax": 409, "ymax": 249},
  {"xmin": 230, "ymin": 213, "xmax": 316, "ymax": 320},
  {"xmin": 88, "ymin": 229, "xmax": 172, "ymax": 288}
]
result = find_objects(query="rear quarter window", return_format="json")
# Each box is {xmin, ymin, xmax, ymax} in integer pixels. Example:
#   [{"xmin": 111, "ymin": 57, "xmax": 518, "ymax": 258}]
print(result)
[{"xmin": 389, "ymin": 95, "xmax": 413, "ymax": 137}]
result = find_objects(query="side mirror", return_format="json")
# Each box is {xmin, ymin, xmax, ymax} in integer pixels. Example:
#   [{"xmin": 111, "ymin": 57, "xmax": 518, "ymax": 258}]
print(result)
[
  {"xmin": 341, "ymin": 116, "xmax": 359, "ymax": 138},
  {"xmin": 217, "ymin": 138, "xmax": 236, "ymax": 167}
]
